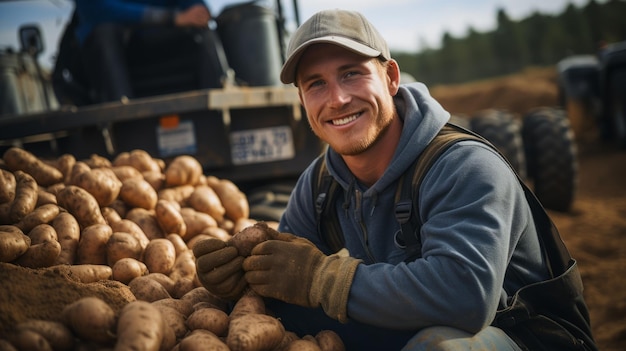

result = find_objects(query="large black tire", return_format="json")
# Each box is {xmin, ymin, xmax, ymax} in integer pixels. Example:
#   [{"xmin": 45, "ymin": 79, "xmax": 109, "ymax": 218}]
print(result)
[
  {"xmin": 522, "ymin": 107, "xmax": 578, "ymax": 212},
  {"xmin": 470, "ymin": 109, "xmax": 527, "ymax": 180},
  {"xmin": 607, "ymin": 68, "xmax": 626, "ymax": 148}
]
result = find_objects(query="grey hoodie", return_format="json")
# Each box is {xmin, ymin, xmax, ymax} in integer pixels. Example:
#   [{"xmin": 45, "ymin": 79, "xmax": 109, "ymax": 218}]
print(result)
[{"xmin": 279, "ymin": 82, "xmax": 550, "ymax": 333}]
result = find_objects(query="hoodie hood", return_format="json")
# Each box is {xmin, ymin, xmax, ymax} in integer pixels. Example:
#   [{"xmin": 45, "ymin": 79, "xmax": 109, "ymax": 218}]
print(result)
[{"xmin": 325, "ymin": 82, "xmax": 450, "ymax": 194}]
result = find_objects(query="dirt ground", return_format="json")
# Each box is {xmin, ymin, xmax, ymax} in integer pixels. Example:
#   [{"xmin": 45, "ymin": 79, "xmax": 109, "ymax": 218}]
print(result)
[{"xmin": 431, "ymin": 67, "xmax": 626, "ymax": 351}]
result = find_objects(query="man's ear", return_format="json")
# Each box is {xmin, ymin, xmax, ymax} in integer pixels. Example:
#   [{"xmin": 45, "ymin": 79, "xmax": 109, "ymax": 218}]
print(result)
[{"xmin": 386, "ymin": 59, "xmax": 401, "ymax": 95}]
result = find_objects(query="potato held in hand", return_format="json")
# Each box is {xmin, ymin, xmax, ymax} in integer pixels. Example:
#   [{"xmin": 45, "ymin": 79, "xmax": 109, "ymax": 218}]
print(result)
[{"xmin": 228, "ymin": 222, "xmax": 279, "ymax": 257}]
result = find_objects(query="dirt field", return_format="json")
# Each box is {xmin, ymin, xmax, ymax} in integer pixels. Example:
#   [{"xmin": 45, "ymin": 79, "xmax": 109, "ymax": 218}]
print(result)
[{"xmin": 431, "ymin": 67, "xmax": 626, "ymax": 351}]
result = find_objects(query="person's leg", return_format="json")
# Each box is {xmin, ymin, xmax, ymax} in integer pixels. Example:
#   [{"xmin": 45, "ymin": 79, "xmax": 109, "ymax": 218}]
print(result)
[
  {"xmin": 82, "ymin": 23, "xmax": 133, "ymax": 102},
  {"xmin": 402, "ymin": 326, "xmax": 522, "ymax": 351},
  {"xmin": 266, "ymin": 299, "xmax": 415, "ymax": 350}
]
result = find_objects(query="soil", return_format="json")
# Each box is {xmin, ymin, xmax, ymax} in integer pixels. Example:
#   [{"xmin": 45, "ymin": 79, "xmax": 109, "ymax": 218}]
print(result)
[{"xmin": 431, "ymin": 67, "xmax": 626, "ymax": 351}]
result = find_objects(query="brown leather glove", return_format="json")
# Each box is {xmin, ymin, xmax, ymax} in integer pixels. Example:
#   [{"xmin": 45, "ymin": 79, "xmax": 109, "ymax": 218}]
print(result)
[
  {"xmin": 242, "ymin": 231, "xmax": 361, "ymax": 322},
  {"xmin": 193, "ymin": 238, "xmax": 247, "ymax": 301}
]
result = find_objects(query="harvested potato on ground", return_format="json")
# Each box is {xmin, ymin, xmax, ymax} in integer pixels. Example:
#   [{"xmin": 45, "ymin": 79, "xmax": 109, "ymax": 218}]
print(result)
[
  {"xmin": 180, "ymin": 287, "xmax": 228, "ymax": 312},
  {"xmin": 169, "ymin": 249, "xmax": 197, "ymax": 282},
  {"xmin": 77, "ymin": 223, "xmax": 113, "ymax": 265},
  {"xmin": 36, "ymin": 187, "xmax": 57, "ymax": 207},
  {"xmin": 186, "ymin": 307, "xmax": 229, "ymax": 337},
  {"xmin": 157, "ymin": 184, "xmax": 195, "ymax": 205},
  {"xmin": 115, "ymin": 300, "xmax": 168, "ymax": 351},
  {"xmin": 187, "ymin": 184, "xmax": 226, "ymax": 223},
  {"xmin": 106, "ymin": 232, "xmax": 142, "ymax": 267},
  {"xmin": 229, "ymin": 291, "xmax": 266, "ymax": 320},
  {"xmin": 144, "ymin": 238, "xmax": 176, "ymax": 275},
  {"xmin": 286, "ymin": 339, "xmax": 322, "ymax": 351},
  {"xmin": 0, "ymin": 225, "xmax": 31, "ymax": 262},
  {"xmin": 315, "ymin": 330, "xmax": 345, "ymax": 351},
  {"xmin": 113, "ymin": 149, "xmax": 161, "ymax": 173},
  {"xmin": 16, "ymin": 203, "xmax": 60, "ymax": 233},
  {"xmin": 15, "ymin": 319, "xmax": 75, "ymax": 351},
  {"xmin": 68, "ymin": 161, "xmax": 91, "ymax": 186},
  {"xmin": 65, "ymin": 264, "xmax": 113, "ymax": 283},
  {"xmin": 155, "ymin": 199, "xmax": 186, "ymax": 236},
  {"xmin": 125, "ymin": 208, "xmax": 164, "ymax": 240},
  {"xmin": 144, "ymin": 273, "xmax": 176, "ymax": 296},
  {"xmin": 228, "ymin": 222, "xmax": 278, "ymax": 257},
  {"xmin": 56, "ymin": 185, "xmax": 106, "ymax": 229},
  {"xmin": 61, "ymin": 297, "xmax": 116, "ymax": 345},
  {"xmin": 210, "ymin": 178, "xmax": 249, "ymax": 222},
  {"xmin": 171, "ymin": 276, "xmax": 197, "ymax": 299},
  {"xmin": 273, "ymin": 331, "xmax": 300, "ymax": 351},
  {"xmin": 53, "ymin": 153, "xmax": 76, "ymax": 184},
  {"xmin": 165, "ymin": 155, "xmax": 203, "ymax": 187},
  {"xmin": 152, "ymin": 297, "xmax": 194, "ymax": 317},
  {"xmin": 13, "ymin": 239, "xmax": 61, "ymax": 268},
  {"xmin": 179, "ymin": 329, "xmax": 230, "ymax": 351},
  {"xmin": 83, "ymin": 153, "xmax": 112, "ymax": 168},
  {"xmin": 3, "ymin": 147, "xmax": 64, "ymax": 186},
  {"xmin": 110, "ymin": 218, "xmax": 150, "ymax": 249},
  {"xmin": 111, "ymin": 165, "xmax": 142, "ymax": 182},
  {"xmin": 7, "ymin": 328, "xmax": 53, "ymax": 351},
  {"xmin": 0, "ymin": 169, "xmax": 16, "ymax": 203},
  {"xmin": 154, "ymin": 304, "xmax": 188, "ymax": 340},
  {"xmin": 9, "ymin": 170, "xmax": 38, "ymax": 223},
  {"xmin": 52, "ymin": 212, "xmax": 81, "ymax": 265},
  {"xmin": 112, "ymin": 257, "xmax": 147, "ymax": 284},
  {"xmin": 128, "ymin": 275, "xmax": 172, "ymax": 302},
  {"xmin": 108, "ymin": 199, "xmax": 128, "ymax": 218},
  {"xmin": 200, "ymin": 226, "xmax": 232, "ymax": 243},
  {"xmin": 119, "ymin": 177, "xmax": 158, "ymax": 210},
  {"xmin": 142, "ymin": 170, "xmax": 165, "ymax": 191},
  {"xmin": 28, "ymin": 223, "xmax": 58, "ymax": 245},
  {"xmin": 101, "ymin": 206, "xmax": 122, "ymax": 224},
  {"xmin": 166, "ymin": 233, "xmax": 188, "ymax": 256},
  {"xmin": 180, "ymin": 207, "xmax": 217, "ymax": 239},
  {"xmin": 71, "ymin": 167, "xmax": 122, "ymax": 207},
  {"xmin": 227, "ymin": 313, "xmax": 285, "ymax": 351}
]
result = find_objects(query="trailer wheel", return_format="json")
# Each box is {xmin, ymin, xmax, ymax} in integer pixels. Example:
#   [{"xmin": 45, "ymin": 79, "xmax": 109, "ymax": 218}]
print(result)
[
  {"xmin": 608, "ymin": 68, "xmax": 626, "ymax": 148},
  {"xmin": 470, "ymin": 109, "xmax": 527, "ymax": 180},
  {"xmin": 247, "ymin": 183, "xmax": 294, "ymax": 222},
  {"xmin": 522, "ymin": 107, "xmax": 578, "ymax": 212}
]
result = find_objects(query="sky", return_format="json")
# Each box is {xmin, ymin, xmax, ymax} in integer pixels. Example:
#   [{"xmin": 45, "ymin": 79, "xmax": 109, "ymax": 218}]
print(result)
[{"xmin": 0, "ymin": 0, "xmax": 599, "ymax": 71}]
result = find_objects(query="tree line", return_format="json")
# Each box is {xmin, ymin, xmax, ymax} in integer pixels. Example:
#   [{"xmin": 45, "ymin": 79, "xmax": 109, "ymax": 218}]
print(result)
[{"xmin": 394, "ymin": 0, "xmax": 626, "ymax": 86}]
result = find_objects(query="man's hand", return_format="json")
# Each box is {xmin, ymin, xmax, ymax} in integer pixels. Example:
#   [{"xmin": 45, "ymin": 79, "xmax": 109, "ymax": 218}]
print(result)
[
  {"xmin": 242, "ymin": 232, "xmax": 361, "ymax": 322},
  {"xmin": 193, "ymin": 238, "xmax": 247, "ymax": 301},
  {"xmin": 175, "ymin": 4, "xmax": 210, "ymax": 27}
]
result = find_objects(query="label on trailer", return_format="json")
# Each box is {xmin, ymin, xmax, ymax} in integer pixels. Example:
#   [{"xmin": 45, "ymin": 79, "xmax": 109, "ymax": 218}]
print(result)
[
  {"xmin": 157, "ymin": 120, "xmax": 197, "ymax": 157},
  {"xmin": 230, "ymin": 126, "xmax": 295, "ymax": 165}
]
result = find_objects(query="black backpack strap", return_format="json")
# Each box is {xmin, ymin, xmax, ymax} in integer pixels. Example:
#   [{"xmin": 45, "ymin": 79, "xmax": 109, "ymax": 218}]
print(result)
[
  {"xmin": 312, "ymin": 155, "xmax": 345, "ymax": 253},
  {"xmin": 394, "ymin": 123, "xmax": 483, "ymax": 262}
]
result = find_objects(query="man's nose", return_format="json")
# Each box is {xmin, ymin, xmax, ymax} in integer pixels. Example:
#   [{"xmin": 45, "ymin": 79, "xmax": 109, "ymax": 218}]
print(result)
[{"xmin": 327, "ymin": 82, "xmax": 351, "ymax": 108}]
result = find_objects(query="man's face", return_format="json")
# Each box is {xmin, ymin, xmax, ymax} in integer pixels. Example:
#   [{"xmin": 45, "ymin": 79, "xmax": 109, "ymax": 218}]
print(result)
[{"xmin": 296, "ymin": 44, "xmax": 399, "ymax": 156}]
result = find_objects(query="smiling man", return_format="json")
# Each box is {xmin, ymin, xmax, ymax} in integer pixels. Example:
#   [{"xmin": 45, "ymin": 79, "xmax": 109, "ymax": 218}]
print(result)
[{"xmin": 194, "ymin": 9, "xmax": 596, "ymax": 351}]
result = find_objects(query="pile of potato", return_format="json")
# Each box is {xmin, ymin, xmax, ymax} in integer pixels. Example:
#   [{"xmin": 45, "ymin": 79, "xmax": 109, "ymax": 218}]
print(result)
[{"xmin": 0, "ymin": 147, "xmax": 344, "ymax": 351}]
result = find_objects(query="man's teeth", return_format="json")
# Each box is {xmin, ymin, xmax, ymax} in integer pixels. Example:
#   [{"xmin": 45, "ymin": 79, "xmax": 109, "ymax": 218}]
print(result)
[{"xmin": 332, "ymin": 114, "xmax": 359, "ymax": 126}]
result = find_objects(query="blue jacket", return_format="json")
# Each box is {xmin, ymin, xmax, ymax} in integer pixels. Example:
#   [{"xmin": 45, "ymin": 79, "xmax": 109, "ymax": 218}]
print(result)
[
  {"xmin": 74, "ymin": 0, "xmax": 208, "ymax": 44},
  {"xmin": 279, "ymin": 82, "xmax": 551, "ymax": 333}
]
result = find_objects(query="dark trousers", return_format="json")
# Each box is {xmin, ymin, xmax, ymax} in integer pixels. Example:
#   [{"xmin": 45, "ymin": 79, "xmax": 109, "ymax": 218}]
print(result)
[
  {"xmin": 265, "ymin": 299, "xmax": 415, "ymax": 350},
  {"xmin": 82, "ymin": 23, "xmax": 229, "ymax": 103}
]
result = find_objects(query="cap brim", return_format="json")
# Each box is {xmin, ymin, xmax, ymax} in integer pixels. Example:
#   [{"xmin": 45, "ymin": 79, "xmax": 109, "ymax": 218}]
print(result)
[{"xmin": 280, "ymin": 36, "xmax": 382, "ymax": 84}]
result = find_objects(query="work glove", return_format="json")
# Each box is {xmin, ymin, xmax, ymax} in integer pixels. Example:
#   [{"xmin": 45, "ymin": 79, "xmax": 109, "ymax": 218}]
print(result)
[
  {"xmin": 193, "ymin": 238, "xmax": 247, "ymax": 301},
  {"xmin": 242, "ymin": 231, "xmax": 361, "ymax": 323}
]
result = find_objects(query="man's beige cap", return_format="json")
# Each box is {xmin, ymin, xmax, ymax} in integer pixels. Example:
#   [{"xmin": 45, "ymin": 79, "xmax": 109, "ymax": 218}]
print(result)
[{"xmin": 280, "ymin": 9, "xmax": 391, "ymax": 84}]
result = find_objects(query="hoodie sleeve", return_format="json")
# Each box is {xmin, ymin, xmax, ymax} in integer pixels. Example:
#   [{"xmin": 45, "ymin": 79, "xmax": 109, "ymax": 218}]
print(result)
[{"xmin": 346, "ymin": 140, "xmax": 543, "ymax": 332}]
